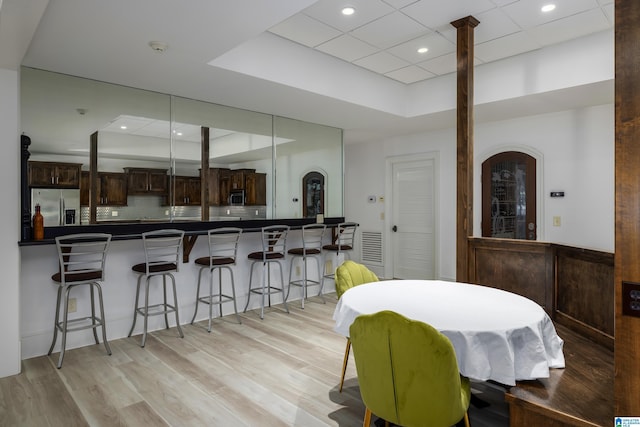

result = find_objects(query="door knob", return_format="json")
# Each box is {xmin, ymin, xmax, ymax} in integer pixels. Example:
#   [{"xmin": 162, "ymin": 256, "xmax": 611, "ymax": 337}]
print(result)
[{"xmin": 392, "ymin": 225, "xmax": 397, "ymax": 232}]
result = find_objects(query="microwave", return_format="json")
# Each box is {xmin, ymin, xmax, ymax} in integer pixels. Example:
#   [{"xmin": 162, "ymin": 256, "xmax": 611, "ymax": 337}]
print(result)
[{"xmin": 229, "ymin": 190, "xmax": 245, "ymax": 206}]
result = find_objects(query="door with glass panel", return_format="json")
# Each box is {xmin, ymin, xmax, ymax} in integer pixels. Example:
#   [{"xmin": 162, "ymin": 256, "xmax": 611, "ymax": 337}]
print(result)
[{"xmin": 482, "ymin": 151, "xmax": 536, "ymax": 240}]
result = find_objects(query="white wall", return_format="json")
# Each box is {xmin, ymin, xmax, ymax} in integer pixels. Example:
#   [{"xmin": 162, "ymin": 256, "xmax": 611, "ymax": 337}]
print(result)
[
  {"xmin": 0, "ymin": 68, "xmax": 22, "ymax": 377},
  {"xmin": 345, "ymin": 103, "xmax": 614, "ymax": 281}
]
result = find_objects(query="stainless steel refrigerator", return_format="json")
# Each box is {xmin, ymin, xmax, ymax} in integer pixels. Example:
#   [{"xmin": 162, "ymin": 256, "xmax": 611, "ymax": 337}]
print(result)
[{"xmin": 31, "ymin": 188, "xmax": 81, "ymax": 226}]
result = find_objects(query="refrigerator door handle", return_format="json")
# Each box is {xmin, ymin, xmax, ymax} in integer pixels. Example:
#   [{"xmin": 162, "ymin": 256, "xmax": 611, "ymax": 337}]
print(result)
[{"xmin": 60, "ymin": 197, "xmax": 64, "ymax": 226}]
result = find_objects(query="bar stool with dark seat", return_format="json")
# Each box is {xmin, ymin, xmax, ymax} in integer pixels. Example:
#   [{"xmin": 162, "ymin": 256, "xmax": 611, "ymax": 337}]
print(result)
[
  {"xmin": 128, "ymin": 229, "xmax": 185, "ymax": 347},
  {"xmin": 49, "ymin": 233, "xmax": 112, "ymax": 368},
  {"xmin": 243, "ymin": 225, "xmax": 290, "ymax": 319},
  {"xmin": 191, "ymin": 227, "xmax": 243, "ymax": 332},
  {"xmin": 286, "ymin": 223, "xmax": 327, "ymax": 308},
  {"xmin": 322, "ymin": 222, "xmax": 358, "ymax": 284}
]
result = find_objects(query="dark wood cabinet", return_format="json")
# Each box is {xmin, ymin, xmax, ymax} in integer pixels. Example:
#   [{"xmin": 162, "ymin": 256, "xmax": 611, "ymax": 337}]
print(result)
[
  {"xmin": 174, "ymin": 176, "xmax": 201, "ymax": 206},
  {"xmin": 98, "ymin": 172, "xmax": 128, "ymax": 206},
  {"xmin": 229, "ymin": 169, "xmax": 255, "ymax": 191},
  {"xmin": 245, "ymin": 172, "xmax": 266, "ymax": 205},
  {"xmin": 80, "ymin": 171, "xmax": 90, "ymax": 206},
  {"xmin": 28, "ymin": 161, "xmax": 82, "ymax": 188},
  {"xmin": 124, "ymin": 168, "xmax": 168, "ymax": 195},
  {"xmin": 82, "ymin": 171, "xmax": 128, "ymax": 206},
  {"xmin": 207, "ymin": 168, "xmax": 230, "ymax": 206}
]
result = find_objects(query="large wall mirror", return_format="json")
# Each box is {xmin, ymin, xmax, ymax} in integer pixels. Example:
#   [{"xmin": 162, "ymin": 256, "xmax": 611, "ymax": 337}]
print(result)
[{"xmin": 21, "ymin": 67, "xmax": 343, "ymax": 224}]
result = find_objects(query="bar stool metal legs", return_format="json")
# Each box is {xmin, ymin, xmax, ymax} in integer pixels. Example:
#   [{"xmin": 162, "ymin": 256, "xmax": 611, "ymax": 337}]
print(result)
[
  {"xmin": 128, "ymin": 229, "xmax": 185, "ymax": 347},
  {"xmin": 243, "ymin": 225, "xmax": 290, "ymax": 319},
  {"xmin": 322, "ymin": 222, "xmax": 358, "ymax": 285},
  {"xmin": 129, "ymin": 272, "xmax": 184, "ymax": 347},
  {"xmin": 286, "ymin": 224, "xmax": 326, "ymax": 308},
  {"xmin": 191, "ymin": 227, "xmax": 243, "ymax": 332},
  {"xmin": 49, "ymin": 233, "xmax": 112, "ymax": 369}
]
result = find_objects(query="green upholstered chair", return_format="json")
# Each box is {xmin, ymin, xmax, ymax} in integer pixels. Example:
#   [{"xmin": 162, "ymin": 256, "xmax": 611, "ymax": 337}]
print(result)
[
  {"xmin": 335, "ymin": 260, "xmax": 379, "ymax": 392},
  {"xmin": 349, "ymin": 310, "xmax": 471, "ymax": 427}
]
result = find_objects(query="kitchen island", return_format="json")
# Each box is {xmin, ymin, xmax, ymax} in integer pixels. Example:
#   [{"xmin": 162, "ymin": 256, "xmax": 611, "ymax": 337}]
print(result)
[{"xmin": 19, "ymin": 217, "xmax": 345, "ymax": 359}]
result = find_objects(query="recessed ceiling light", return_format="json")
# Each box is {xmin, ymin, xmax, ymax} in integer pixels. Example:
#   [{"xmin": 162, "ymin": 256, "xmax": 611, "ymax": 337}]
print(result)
[
  {"xmin": 417, "ymin": 47, "xmax": 429, "ymax": 54},
  {"xmin": 120, "ymin": 126, "xmax": 127, "ymax": 130},
  {"xmin": 541, "ymin": 4, "xmax": 556, "ymax": 12},
  {"xmin": 342, "ymin": 7, "xmax": 355, "ymax": 16}
]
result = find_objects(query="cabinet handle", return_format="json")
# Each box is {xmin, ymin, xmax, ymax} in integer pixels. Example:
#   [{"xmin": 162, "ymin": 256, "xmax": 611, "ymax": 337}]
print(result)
[{"xmin": 51, "ymin": 176, "xmax": 54, "ymax": 184}]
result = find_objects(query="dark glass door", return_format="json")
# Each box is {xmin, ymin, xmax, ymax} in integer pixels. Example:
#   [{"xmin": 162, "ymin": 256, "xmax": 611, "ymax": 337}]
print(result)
[
  {"xmin": 482, "ymin": 152, "xmax": 536, "ymax": 239},
  {"xmin": 303, "ymin": 171, "xmax": 324, "ymax": 218}
]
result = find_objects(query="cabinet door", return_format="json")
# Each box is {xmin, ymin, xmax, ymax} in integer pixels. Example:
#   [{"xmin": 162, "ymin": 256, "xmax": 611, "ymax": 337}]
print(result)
[
  {"xmin": 55, "ymin": 164, "xmax": 82, "ymax": 188},
  {"xmin": 219, "ymin": 170, "xmax": 230, "ymax": 205},
  {"xmin": 29, "ymin": 162, "xmax": 57, "ymax": 186},
  {"xmin": 208, "ymin": 168, "xmax": 230, "ymax": 206},
  {"xmin": 148, "ymin": 170, "xmax": 168, "ymax": 194},
  {"xmin": 28, "ymin": 161, "xmax": 81, "ymax": 188},
  {"xmin": 99, "ymin": 173, "xmax": 128, "ymax": 206},
  {"xmin": 126, "ymin": 170, "xmax": 151, "ymax": 194},
  {"xmin": 175, "ymin": 176, "xmax": 200, "ymax": 205},
  {"xmin": 80, "ymin": 171, "xmax": 90, "ymax": 206},
  {"xmin": 185, "ymin": 177, "xmax": 201, "ymax": 205},
  {"xmin": 230, "ymin": 171, "xmax": 245, "ymax": 190},
  {"xmin": 245, "ymin": 173, "xmax": 266, "ymax": 205}
]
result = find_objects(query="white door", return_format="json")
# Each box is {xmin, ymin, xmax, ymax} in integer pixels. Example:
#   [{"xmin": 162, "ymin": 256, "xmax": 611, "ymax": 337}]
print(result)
[{"xmin": 388, "ymin": 156, "xmax": 436, "ymax": 279}]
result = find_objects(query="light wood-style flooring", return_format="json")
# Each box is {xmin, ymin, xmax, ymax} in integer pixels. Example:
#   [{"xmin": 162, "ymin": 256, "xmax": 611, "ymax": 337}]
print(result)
[{"xmin": 0, "ymin": 294, "xmax": 508, "ymax": 426}]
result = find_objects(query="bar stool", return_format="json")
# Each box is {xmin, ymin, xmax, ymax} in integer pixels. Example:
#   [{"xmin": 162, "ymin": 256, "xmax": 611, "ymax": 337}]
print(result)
[
  {"xmin": 243, "ymin": 225, "xmax": 290, "ymax": 319},
  {"xmin": 128, "ymin": 229, "xmax": 185, "ymax": 347},
  {"xmin": 191, "ymin": 227, "xmax": 243, "ymax": 332},
  {"xmin": 286, "ymin": 223, "xmax": 327, "ymax": 308},
  {"xmin": 49, "ymin": 233, "xmax": 112, "ymax": 368},
  {"xmin": 322, "ymin": 222, "xmax": 358, "ymax": 284}
]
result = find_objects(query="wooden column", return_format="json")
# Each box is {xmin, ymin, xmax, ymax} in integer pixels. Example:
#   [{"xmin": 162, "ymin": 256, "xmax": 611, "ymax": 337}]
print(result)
[
  {"xmin": 451, "ymin": 16, "xmax": 479, "ymax": 282},
  {"xmin": 89, "ymin": 131, "xmax": 98, "ymax": 224},
  {"xmin": 201, "ymin": 126, "xmax": 210, "ymax": 221},
  {"xmin": 615, "ymin": 0, "xmax": 640, "ymax": 415}
]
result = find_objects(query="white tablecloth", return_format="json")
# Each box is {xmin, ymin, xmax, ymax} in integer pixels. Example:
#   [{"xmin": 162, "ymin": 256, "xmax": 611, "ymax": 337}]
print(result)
[{"xmin": 333, "ymin": 280, "xmax": 565, "ymax": 386}]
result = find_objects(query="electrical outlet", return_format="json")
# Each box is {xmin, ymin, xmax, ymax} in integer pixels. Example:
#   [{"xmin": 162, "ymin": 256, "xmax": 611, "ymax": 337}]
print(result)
[
  {"xmin": 623, "ymin": 281, "xmax": 640, "ymax": 317},
  {"xmin": 553, "ymin": 216, "xmax": 561, "ymax": 226},
  {"xmin": 296, "ymin": 265, "xmax": 301, "ymax": 276},
  {"xmin": 325, "ymin": 260, "xmax": 333, "ymax": 275},
  {"xmin": 68, "ymin": 298, "xmax": 77, "ymax": 313}
]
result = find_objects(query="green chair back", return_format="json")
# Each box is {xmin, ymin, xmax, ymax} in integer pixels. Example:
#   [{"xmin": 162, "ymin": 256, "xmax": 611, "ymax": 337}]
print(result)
[
  {"xmin": 349, "ymin": 310, "xmax": 471, "ymax": 427},
  {"xmin": 335, "ymin": 260, "xmax": 379, "ymax": 299}
]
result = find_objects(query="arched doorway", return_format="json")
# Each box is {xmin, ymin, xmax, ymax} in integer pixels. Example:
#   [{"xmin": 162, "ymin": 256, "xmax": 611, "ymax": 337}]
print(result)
[
  {"xmin": 482, "ymin": 151, "xmax": 536, "ymax": 240},
  {"xmin": 302, "ymin": 171, "xmax": 324, "ymax": 218}
]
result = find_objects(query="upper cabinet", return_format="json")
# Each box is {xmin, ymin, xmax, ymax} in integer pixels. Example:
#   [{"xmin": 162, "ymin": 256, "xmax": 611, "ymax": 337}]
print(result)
[
  {"xmin": 230, "ymin": 169, "xmax": 255, "ymax": 191},
  {"xmin": 80, "ymin": 171, "xmax": 128, "ymax": 206},
  {"xmin": 245, "ymin": 173, "xmax": 266, "ymax": 206},
  {"xmin": 207, "ymin": 168, "xmax": 230, "ymax": 206},
  {"xmin": 174, "ymin": 176, "xmax": 201, "ymax": 206},
  {"xmin": 28, "ymin": 161, "xmax": 82, "ymax": 188},
  {"xmin": 98, "ymin": 172, "xmax": 128, "ymax": 206},
  {"xmin": 124, "ymin": 168, "xmax": 168, "ymax": 195}
]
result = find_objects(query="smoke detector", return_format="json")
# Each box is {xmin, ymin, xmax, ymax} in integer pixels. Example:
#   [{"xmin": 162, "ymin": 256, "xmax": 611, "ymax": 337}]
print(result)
[{"xmin": 148, "ymin": 41, "xmax": 168, "ymax": 53}]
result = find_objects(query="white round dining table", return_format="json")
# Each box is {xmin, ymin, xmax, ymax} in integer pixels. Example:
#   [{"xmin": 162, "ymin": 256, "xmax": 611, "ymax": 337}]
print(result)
[{"xmin": 333, "ymin": 279, "xmax": 565, "ymax": 386}]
